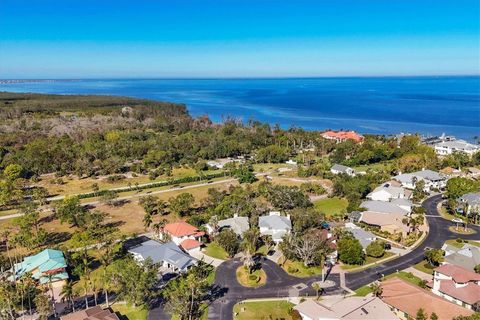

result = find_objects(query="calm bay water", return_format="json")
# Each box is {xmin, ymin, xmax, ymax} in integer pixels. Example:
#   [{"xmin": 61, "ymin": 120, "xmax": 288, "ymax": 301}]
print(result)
[{"xmin": 1, "ymin": 77, "xmax": 479, "ymax": 140}]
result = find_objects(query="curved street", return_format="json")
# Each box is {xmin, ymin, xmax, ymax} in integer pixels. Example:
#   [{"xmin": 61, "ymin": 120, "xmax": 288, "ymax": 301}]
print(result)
[{"xmin": 204, "ymin": 194, "xmax": 480, "ymax": 320}]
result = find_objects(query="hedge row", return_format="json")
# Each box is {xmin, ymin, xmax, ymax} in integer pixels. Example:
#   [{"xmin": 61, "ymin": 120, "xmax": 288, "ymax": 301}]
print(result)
[{"xmin": 77, "ymin": 172, "xmax": 230, "ymax": 200}]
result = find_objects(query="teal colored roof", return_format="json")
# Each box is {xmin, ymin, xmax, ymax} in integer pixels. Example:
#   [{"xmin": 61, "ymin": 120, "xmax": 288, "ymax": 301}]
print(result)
[
  {"xmin": 14, "ymin": 249, "xmax": 67, "ymax": 280},
  {"xmin": 39, "ymin": 271, "xmax": 69, "ymax": 284}
]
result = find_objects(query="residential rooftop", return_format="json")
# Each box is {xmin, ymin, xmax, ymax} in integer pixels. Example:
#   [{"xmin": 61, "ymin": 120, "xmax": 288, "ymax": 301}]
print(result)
[{"xmin": 381, "ymin": 277, "xmax": 473, "ymax": 320}]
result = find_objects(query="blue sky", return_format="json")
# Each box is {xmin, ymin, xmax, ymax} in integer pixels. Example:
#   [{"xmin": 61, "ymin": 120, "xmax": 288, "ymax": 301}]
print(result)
[{"xmin": 0, "ymin": 0, "xmax": 479, "ymax": 78}]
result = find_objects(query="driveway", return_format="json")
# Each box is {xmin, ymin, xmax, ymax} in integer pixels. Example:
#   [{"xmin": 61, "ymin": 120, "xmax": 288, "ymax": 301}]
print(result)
[
  {"xmin": 345, "ymin": 194, "xmax": 480, "ymax": 289},
  {"xmin": 148, "ymin": 194, "xmax": 479, "ymax": 319},
  {"xmin": 208, "ymin": 257, "xmax": 343, "ymax": 320}
]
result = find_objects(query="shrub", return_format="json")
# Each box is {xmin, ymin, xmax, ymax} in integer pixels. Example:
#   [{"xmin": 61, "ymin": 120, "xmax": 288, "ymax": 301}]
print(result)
[
  {"xmin": 288, "ymin": 267, "xmax": 299, "ymax": 273},
  {"xmin": 366, "ymin": 240, "xmax": 385, "ymax": 258}
]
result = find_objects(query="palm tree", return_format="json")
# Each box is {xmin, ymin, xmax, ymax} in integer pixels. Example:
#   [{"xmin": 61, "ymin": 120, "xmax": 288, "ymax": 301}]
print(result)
[
  {"xmin": 241, "ymin": 228, "xmax": 260, "ymax": 274},
  {"xmin": 143, "ymin": 213, "xmax": 152, "ymax": 230},
  {"xmin": 312, "ymin": 282, "xmax": 321, "ymax": 300},
  {"xmin": 46, "ymin": 273, "xmax": 57, "ymax": 317},
  {"xmin": 369, "ymin": 282, "xmax": 383, "ymax": 297},
  {"xmin": 152, "ymin": 219, "xmax": 167, "ymax": 240},
  {"xmin": 61, "ymin": 280, "xmax": 75, "ymax": 312}
]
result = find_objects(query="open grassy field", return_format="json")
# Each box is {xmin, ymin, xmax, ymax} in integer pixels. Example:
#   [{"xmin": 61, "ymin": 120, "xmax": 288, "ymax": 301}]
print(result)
[
  {"xmin": 233, "ymin": 300, "xmax": 295, "ymax": 320},
  {"xmin": 353, "ymin": 160, "xmax": 394, "ymax": 172},
  {"xmin": 37, "ymin": 167, "xmax": 210, "ymax": 196},
  {"xmin": 314, "ymin": 197, "xmax": 348, "ymax": 218}
]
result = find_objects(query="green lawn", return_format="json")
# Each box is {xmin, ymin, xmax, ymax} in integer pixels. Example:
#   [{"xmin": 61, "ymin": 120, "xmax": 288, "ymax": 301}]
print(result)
[
  {"xmin": 233, "ymin": 300, "xmax": 295, "ymax": 320},
  {"xmin": 353, "ymin": 160, "xmax": 394, "ymax": 172},
  {"xmin": 236, "ymin": 266, "xmax": 267, "ymax": 287},
  {"xmin": 111, "ymin": 303, "xmax": 148, "ymax": 320},
  {"xmin": 445, "ymin": 239, "xmax": 480, "ymax": 248},
  {"xmin": 356, "ymin": 271, "xmax": 424, "ymax": 297},
  {"xmin": 281, "ymin": 259, "xmax": 322, "ymax": 277},
  {"xmin": 355, "ymin": 285, "xmax": 373, "ymax": 296},
  {"xmin": 384, "ymin": 271, "xmax": 423, "ymax": 286},
  {"xmin": 341, "ymin": 252, "xmax": 396, "ymax": 270},
  {"xmin": 203, "ymin": 242, "xmax": 229, "ymax": 260},
  {"xmin": 314, "ymin": 197, "xmax": 348, "ymax": 218},
  {"xmin": 413, "ymin": 260, "xmax": 435, "ymax": 275},
  {"xmin": 438, "ymin": 204, "xmax": 459, "ymax": 221}
]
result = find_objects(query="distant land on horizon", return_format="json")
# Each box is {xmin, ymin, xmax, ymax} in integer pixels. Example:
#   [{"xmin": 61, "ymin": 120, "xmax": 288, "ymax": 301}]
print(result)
[{"xmin": 0, "ymin": 76, "xmax": 479, "ymax": 141}]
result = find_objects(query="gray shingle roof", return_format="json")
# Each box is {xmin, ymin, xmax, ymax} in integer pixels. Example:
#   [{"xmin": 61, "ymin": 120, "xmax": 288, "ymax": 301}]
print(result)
[
  {"xmin": 128, "ymin": 240, "xmax": 195, "ymax": 271},
  {"xmin": 394, "ymin": 170, "xmax": 444, "ymax": 184},
  {"xmin": 460, "ymin": 192, "xmax": 480, "ymax": 206},
  {"xmin": 331, "ymin": 164, "xmax": 353, "ymax": 173},
  {"xmin": 443, "ymin": 244, "xmax": 480, "ymax": 272},
  {"xmin": 346, "ymin": 227, "xmax": 376, "ymax": 249},
  {"xmin": 218, "ymin": 216, "xmax": 250, "ymax": 236},
  {"xmin": 360, "ymin": 200, "xmax": 409, "ymax": 215},
  {"xmin": 259, "ymin": 215, "xmax": 292, "ymax": 231}
]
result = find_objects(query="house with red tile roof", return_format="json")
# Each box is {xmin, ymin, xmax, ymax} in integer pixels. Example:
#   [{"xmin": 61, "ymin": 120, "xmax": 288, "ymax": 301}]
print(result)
[
  {"xmin": 431, "ymin": 264, "xmax": 480, "ymax": 310},
  {"xmin": 322, "ymin": 130, "xmax": 364, "ymax": 143},
  {"xmin": 381, "ymin": 277, "xmax": 473, "ymax": 320},
  {"xmin": 161, "ymin": 221, "xmax": 205, "ymax": 253}
]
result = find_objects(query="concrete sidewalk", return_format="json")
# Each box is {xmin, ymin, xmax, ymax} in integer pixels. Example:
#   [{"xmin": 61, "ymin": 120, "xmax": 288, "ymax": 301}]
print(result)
[{"xmin": 191, "ymin": 250, "xmax": 225, "ymax": 267}]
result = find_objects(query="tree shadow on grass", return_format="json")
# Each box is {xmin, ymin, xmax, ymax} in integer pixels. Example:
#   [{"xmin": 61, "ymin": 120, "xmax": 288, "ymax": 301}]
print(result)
[{"xmin": 46, "ymin": 231, "xmax": 71, "ymax": 246}]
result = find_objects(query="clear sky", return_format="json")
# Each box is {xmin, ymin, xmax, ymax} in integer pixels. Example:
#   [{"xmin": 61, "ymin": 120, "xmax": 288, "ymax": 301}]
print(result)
[{"xmin": 1, "ymin": 0, "xmax": 479, "ymax": 78}]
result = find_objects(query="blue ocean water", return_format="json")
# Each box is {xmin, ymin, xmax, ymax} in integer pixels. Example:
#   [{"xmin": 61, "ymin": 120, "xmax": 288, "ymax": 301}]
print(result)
[{"xmin": 1, "ymin": 77, "xmax": 479, "ymax": 140}]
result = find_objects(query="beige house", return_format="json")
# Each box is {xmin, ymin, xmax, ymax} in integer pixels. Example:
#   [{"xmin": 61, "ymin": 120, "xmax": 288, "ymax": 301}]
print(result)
[
  {"xmin": 360, "ymin": 211, "xmax": 409, "ymax": 237},
  {"xmin": 294, "ymin": 296, "xmax": 397, "ymax": 320}
]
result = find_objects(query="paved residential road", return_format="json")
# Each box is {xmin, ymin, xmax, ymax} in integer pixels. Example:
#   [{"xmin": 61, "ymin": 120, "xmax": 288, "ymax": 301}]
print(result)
[{"xmin": 201, "ymin": 194, "xmax": 480, "ymax": 320}]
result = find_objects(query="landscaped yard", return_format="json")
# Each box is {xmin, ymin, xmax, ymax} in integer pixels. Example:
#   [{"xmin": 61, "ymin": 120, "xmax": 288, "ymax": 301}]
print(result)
[
  {"xmin": 281, "ymin": 259, "xmax": 322, "ymax": 277},
  {"xmin": 341, "ymin": 252, "xmax": 396, "ymax": 270},
  {"xmin": 384, "ymin": 271, "xmax": 423, "ymax": 286},
  {"xmin": 353, "ymin": 160, "xmax": 394, "ymax": 173},
  {"xmin": 314, "ymin": 197, "xmax": 348, "ymax": 218},
  {"xmin": 233, "ymin": 300, "xmax": 295, "ymax": 320},
  {"xmin": 354, "ymin": 285, "xmax": 373, "ymax": 296},
  {"xmin": 236, "ymin": 266, "xmax": 267, "ymax": 287},
  {"xmin": 445, "ymin": 239, "xmax": 480, "ymax": 248},
  {"xmin": 355, "ymin": 271, "xmax": 424, "ymax": 297},
  {"xmin": 203, "ymin": 242, "xmax": 229, "ymax": 260},
  {"xmin": 413, "ymin": 260, "xmax": 435, "ymax": 275},
  {"xmin": 111, "ymin": 303, "xmax": 148, "ymax": 320}
]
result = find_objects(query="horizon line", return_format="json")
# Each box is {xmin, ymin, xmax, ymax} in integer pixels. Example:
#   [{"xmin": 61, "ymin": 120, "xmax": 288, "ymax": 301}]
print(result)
[{"xmin": 1, "ymin": 74, "xmax": 480, "ymax": 81}]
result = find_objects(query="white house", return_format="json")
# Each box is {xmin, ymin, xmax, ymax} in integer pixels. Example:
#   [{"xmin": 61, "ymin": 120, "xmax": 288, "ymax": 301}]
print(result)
[
  {"xmin": 286, "ymin": 159, "xmax": 298, "ymax": 165},
  {"xmin": 458, "ymin": 192, "xmax": 480, "ymax": 216},
  {"xmin": 431, "ymin": 264, "xmax": 480, "ymax": 310},
  {"xmin": 162, "ymin": 221, "xmax": 205, "ymax": 253},
  {"xmin": 206, "ymin": 214, "xmax": 250, "ymax": 237},
  {"xmin": 330, "ymin": 164, "xmax": 356, "ymax": 177},
  {"xmin": 128, "ymin": 240, "xmax": 197, "ymax": 273},
  {"xmin": 434, "ymin": 140, "xmax": 479, "ymax": 156},
  {"xmin": 367, "ymin": 182, "xmax": 409, "ymax": 202},
  {"xmin": 394, "ymin": 169, "xmax": 446, "ymax": 191},
  {"xmin": 258, "ymin": 211, "xmax": 292, "ymax": 243}
]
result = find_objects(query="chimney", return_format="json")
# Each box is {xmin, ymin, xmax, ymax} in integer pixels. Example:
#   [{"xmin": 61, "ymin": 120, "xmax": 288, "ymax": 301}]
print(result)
[
  {"xmin": 286, "ymin": 214, "xmax": 291, "ymax": 220},
  {"xmin": 233, "ymin": 213, "xmax": 238, "ymax": 218}
]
